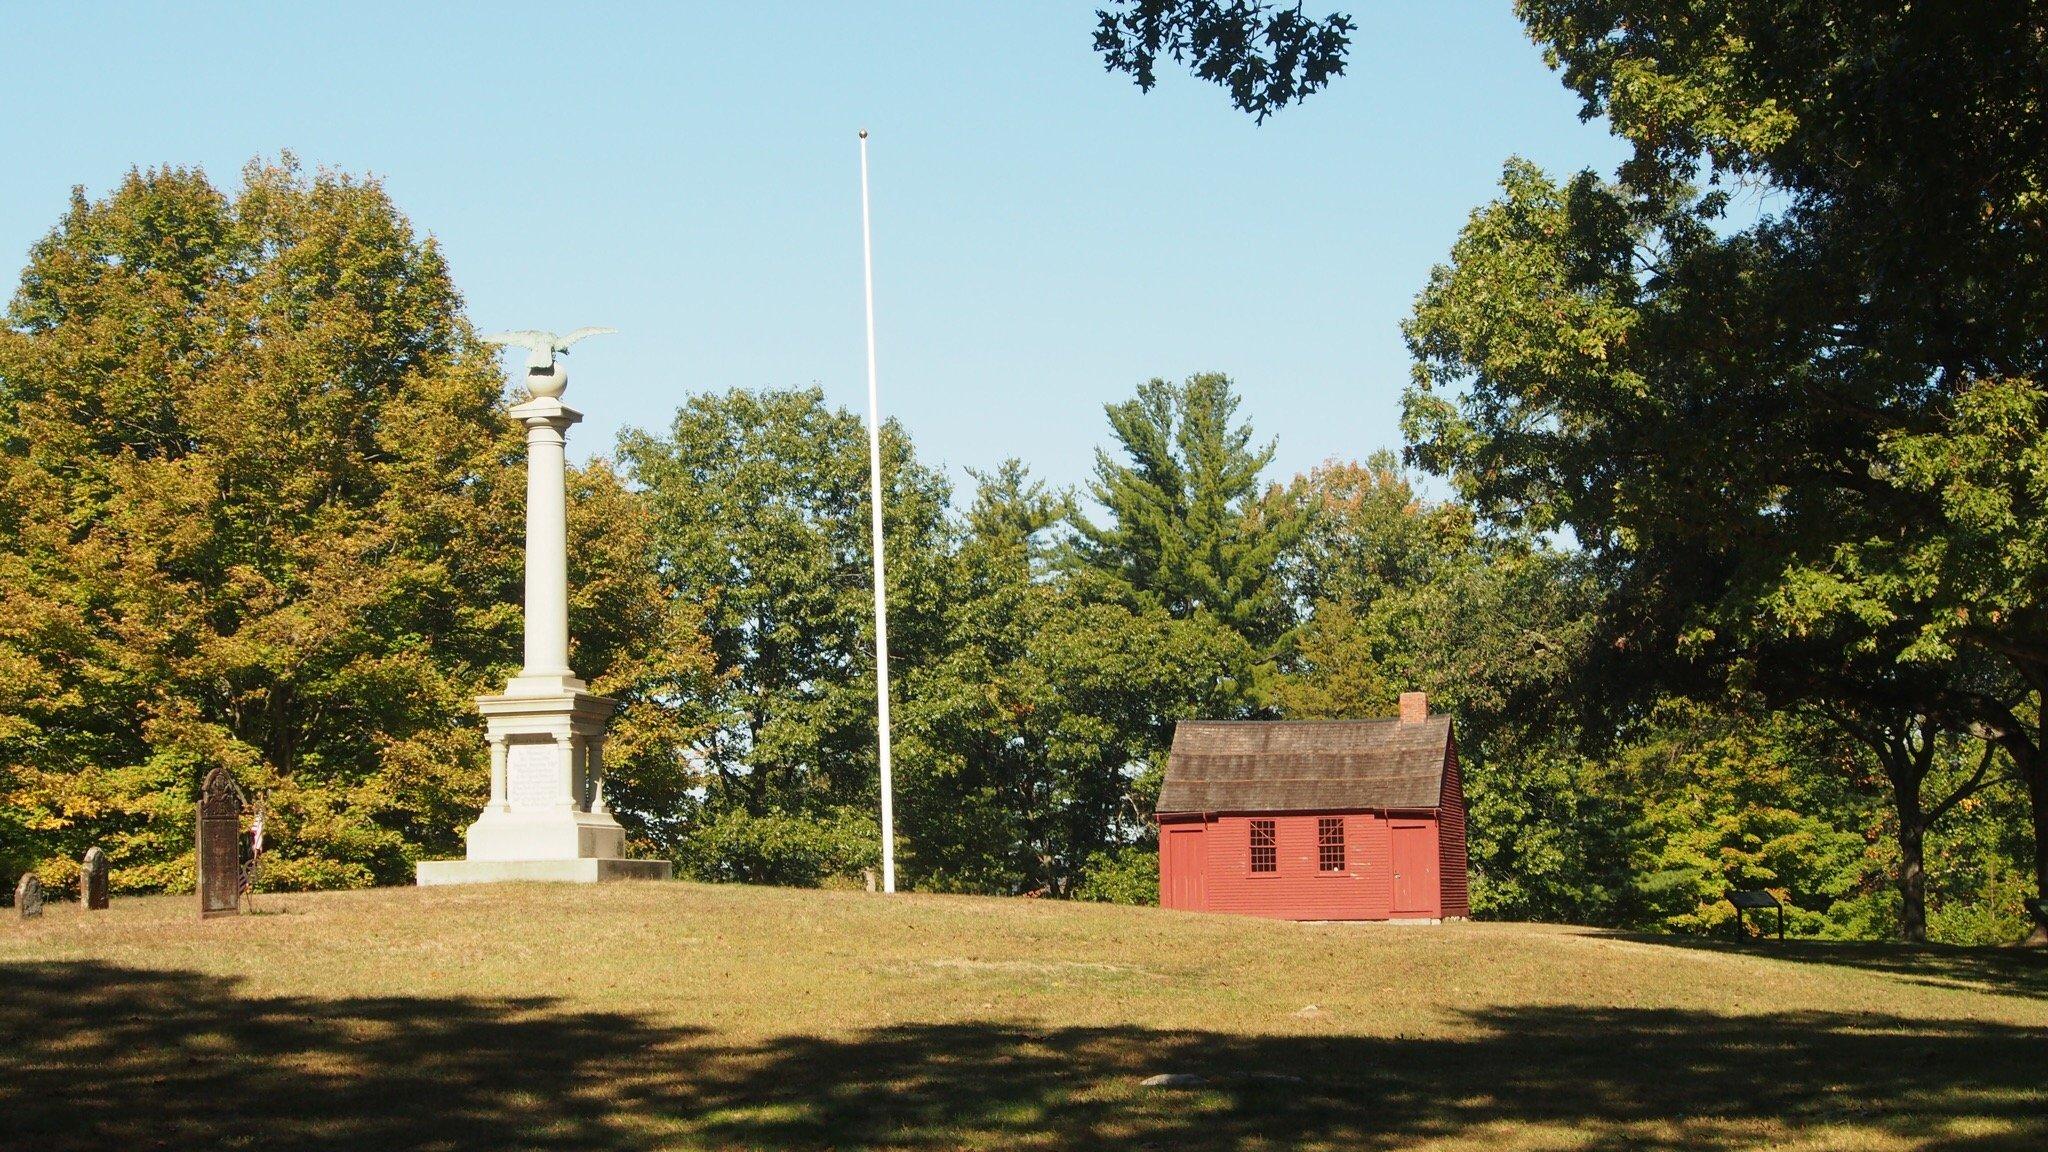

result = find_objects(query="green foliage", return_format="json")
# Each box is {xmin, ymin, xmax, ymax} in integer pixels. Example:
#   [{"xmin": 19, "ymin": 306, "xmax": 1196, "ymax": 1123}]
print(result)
[
  {"xmin": 1093, "ymin": 1, "xmax": 1354, "ymax": 122},
  {"xmin": 1402, "ymin": 6, "xmax": 2048, "ymax": 934},
  {"xmin": 619, "ymin": 387, "xmax": 951, "ymax": 824},
  {"xmin": 1922, "ymin": 779, "xmax": 2038, "ymax": 946},
  {"xmin": 1261, "ymin": 448, "xmax": 2038, "ymax": 940},
  {"xmin": 1075, "ymin": 373, "xmax": 1305, "ymax": 652},
  {"xmin": 676, "ymin": 806, "xmax": 881, "ymax": 888},
  {"xmin": 1460, "ymin": 744, "xmax": 1637, "ymax": 924},
  {"xmin": 0, "ymin": 160, "xmax": 710, "ymax": 891},
  {"xmin": 1612, "ymin": 703, "xmax": 1882, "ymax": 938},
  {"xmin": 9, "ymin": 44, "xmax": 2040, "ymax": 941},
  {"xmin": 0, "ymin": 159, "xmax": 514, "ymax": 891},
  {"xmin": 902, "ymin": 459, "xmax": 1258, "ymax": 895},
  {"xmin": 1073, "ymin": 844, "xmax": 1159, "ymax": 905},
  {"xmin": 566, "ymin": 461, "xmax": 722, "ymax": 858}
]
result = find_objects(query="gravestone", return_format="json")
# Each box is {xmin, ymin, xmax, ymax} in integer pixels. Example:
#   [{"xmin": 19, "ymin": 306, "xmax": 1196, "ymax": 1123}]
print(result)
[
  {"xmin": 15, "ymin": 873, "xmax": 42, "ymax": 919},
  {"xmin": 197, "ymin": 766, "xmax": 243, "ymax": 919},
  {"xmin": 80, "ymin": 847, "xmax": 109, "ymax": 911}
]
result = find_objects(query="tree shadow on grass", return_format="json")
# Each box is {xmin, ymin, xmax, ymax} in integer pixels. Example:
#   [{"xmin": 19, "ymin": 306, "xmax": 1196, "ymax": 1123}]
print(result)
[
  {"xmin": 3, "ymin": 961, "xmax": 2043, "ymax": 1151},
  {"xmin": 1605, "ymin": 930, "xmax": 2048, "ymax": 1002}
]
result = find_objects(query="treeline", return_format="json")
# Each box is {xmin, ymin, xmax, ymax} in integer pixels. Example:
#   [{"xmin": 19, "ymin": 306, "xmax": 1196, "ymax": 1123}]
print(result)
[{"xmin": 1, "ymin": 160, "xmax": 2037, "ymax": 942}]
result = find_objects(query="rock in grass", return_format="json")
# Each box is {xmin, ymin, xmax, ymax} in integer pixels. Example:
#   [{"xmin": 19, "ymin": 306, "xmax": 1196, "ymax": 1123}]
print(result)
[
  {"xmin": 15, "ymin": 873, "xmax": 42, "ymax": 919},
  {"xmin": 1140, "ymin": 1073, "xmax": 1207, "ymax": 1088}
]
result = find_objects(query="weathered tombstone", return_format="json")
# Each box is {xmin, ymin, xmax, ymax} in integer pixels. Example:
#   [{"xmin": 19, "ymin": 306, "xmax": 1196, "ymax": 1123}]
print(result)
[
  {"xmin": 80, "ymin": 847, "xmax": 109, "ymax": 911},
  {"xmin": 197, "ymin": 766, "xmax": 243, "ymax": 919},
  {"xmin": 15, "ymin": 873, "xmax": 42, "ymax": 919}
]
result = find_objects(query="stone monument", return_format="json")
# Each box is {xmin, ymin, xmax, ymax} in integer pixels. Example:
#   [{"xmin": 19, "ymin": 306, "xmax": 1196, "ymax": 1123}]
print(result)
[
  {"xmin": 197, "ymin": 766, "xmax": 243, "ymax": 918},
  {"xmin": 416, "ymin": 327, "xmax": 670, "ymax": 885},
  {"xmin": 15, "ymin": 873, "xmax": 41, "ymax": 919},
  {"xmin": 80, "ymin": 847, "xmax": 108, "ymax": 911}
]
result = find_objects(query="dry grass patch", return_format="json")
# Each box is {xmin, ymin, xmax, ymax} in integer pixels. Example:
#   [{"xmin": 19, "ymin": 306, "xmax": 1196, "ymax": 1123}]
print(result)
[{"xmin": 3, "ymin": 881, "xmax": 2043, "ymax": 1150}]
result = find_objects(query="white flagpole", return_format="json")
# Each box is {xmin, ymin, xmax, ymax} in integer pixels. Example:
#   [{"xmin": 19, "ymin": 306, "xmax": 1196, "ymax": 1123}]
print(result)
[{"xmin": 859, "ymin": 128, "xmax": 897, "ymax": 894}]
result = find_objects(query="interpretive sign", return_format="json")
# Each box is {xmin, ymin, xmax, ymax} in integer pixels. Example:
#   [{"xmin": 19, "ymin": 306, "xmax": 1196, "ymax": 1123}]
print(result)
[
  {"xmin": 506, "ymin": 742, "xmax": 560, "ymax": 809},
  {"xmin": 1727, "ymin": 889, "xmax": 1784, "ymax": 941},
  {"xmin": 198, "ymin": 766, "xmax": 243, "ymax": 919}
]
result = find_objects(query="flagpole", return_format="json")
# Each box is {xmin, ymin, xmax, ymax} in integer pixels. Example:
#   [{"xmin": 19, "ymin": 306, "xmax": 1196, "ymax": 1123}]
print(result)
[{"xmin": 859, "ymin": 128, "xmax": 897, "ymax": 895}]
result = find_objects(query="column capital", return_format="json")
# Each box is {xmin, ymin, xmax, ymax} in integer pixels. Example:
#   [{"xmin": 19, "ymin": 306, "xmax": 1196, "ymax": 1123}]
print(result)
[{"xmin": 508, "ymin": 395, "xmax": 584, "ymax": 430}]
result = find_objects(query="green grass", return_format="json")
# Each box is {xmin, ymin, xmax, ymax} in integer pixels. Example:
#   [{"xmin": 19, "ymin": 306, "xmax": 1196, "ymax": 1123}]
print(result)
[{"xmin": 3, "ymin": 881, "xmax": 2044, "ymax": 1150}]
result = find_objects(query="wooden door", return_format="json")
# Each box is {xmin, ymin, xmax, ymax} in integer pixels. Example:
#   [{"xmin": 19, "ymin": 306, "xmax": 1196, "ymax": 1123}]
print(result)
[
  {"xmin": 1390, "ymin": 821, "xmax": 1437, "ymax": 915},
  {"xmin": 1163, "ymin": 827, "xmax": 1207, "ymax": 910}
]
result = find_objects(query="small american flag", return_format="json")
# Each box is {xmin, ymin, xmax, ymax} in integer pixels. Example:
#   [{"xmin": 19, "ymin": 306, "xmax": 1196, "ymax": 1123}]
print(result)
[{"xmin": 242, "ymin": 809, "xmax": 266, "ymax": 897}]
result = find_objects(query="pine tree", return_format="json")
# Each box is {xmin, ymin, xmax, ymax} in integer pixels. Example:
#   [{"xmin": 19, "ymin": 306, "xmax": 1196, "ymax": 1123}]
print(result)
[{"xmin": 1074, "ymin": 373, "xmax": 1303, "ymax": 649}]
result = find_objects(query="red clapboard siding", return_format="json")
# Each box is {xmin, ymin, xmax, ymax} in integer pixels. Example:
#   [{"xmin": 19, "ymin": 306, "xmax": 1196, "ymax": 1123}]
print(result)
[
  {"xmin": 1438, "ymin": 734, "xmax": 1470, "ymax": 918},
  {"xmin": 1181, "ymin": 812, "xmax": 1391, "ymax": 920}
]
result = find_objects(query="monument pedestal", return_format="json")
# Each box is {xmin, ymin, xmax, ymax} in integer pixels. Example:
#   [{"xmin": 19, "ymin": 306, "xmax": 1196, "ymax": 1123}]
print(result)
[{"xmin": 415, "ymin": 681, "xmax": 672, "ymax": 886}]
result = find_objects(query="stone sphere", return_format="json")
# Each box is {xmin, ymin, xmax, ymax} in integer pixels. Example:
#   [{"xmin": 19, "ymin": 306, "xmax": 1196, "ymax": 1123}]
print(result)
[{"xmin": 528, "ymin": 363, "xmax": 568, "ymax": 398}]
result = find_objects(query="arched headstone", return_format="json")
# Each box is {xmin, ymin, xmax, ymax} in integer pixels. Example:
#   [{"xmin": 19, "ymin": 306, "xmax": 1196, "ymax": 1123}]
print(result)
[
  {"xmin": 80, "ymin": 847, "xmax": 109, "ymax": 911},
  {"xmin": 197, "ymin": 767, "xmax": 243, "ymax": 919},
  {"xmin": 15, "ymin": 873, "xmax": 42, "ymax": 919}
]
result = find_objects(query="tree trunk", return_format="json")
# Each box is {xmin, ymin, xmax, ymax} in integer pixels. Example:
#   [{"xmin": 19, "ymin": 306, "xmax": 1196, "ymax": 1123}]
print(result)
[
  {"xmin": 1863, "ymin": 726, "xmax": 1937, "ymax": 946},
  {"xmin": 2020, "ymin": 751, "xmax": 2048, "ymax": 948},
  {"xmin": 1893, "ymin": 791, "xmax": 1929, "ymax": 945}
]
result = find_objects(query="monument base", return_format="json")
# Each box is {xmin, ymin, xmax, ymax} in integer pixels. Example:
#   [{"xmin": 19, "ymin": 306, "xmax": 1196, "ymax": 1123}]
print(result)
[
  {"xmin": 464, "ymin": 805, "xmax": 630, "ymax": 860},
  {"xmin": 415, "ymin": 857, "xmax": 672, "ymax": 886}
]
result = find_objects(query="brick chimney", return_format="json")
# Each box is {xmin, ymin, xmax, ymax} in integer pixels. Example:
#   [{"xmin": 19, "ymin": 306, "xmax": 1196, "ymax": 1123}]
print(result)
[{"xmin": 1398, "ymin": 691, "xmax": 1428, "ymax": 724}]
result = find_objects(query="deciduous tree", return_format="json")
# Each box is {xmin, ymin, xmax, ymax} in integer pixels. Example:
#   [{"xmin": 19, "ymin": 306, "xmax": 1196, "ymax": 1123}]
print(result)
[{"xmin": 0, "ymin": 159, "xmax": 706, "ymax": 890}]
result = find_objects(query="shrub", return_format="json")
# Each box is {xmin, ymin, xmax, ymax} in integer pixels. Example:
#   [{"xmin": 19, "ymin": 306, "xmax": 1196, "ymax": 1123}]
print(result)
[
  {"xmin": 1073, "ymin": 845, "xmax": 1158, "ymax": 905},
  {"xmin": 678, "ymin": 808, "xmax": 881, "ymax": 888}
]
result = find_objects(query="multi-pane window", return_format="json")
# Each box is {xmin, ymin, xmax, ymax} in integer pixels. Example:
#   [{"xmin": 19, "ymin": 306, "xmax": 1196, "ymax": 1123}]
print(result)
[
  {"xmin": 1250, "ymin": 819, "xmax": 1277, "ymax": 873},
  {"xmin": 1318, "ymin": 817, "xmax": 1346, "ymax": 872}
]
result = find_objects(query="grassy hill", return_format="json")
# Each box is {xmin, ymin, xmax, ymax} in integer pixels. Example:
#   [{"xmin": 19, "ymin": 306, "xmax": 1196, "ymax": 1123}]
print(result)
[{"xmin": 3, "ymin": 881, "xmax": 2044, "ymax": 1151}]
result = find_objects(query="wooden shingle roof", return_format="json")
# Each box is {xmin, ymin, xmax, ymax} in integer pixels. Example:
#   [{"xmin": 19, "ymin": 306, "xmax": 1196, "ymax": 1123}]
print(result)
[{"xmin": 1156, "ymin": 717, "xmax": 1454, "ymax": 814}]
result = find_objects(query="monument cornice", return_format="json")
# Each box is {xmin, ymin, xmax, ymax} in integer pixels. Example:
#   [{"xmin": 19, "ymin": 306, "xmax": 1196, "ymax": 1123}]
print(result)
[{"xmin": 508, "ymin": 395, "xmax": 584, "ymax": 427}]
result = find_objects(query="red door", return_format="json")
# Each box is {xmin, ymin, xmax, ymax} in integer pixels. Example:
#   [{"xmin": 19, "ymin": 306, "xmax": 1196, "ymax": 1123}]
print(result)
[
  {"xmin": 1163, "ymin": 827, "xmax": 1207, "ymax": 910},
  {"xmin": 1390, "ymin": 821, "xmax": 1436, "ymax": 915}
]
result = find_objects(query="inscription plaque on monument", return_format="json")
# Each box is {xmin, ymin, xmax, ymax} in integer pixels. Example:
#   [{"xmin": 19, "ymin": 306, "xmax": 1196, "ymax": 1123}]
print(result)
[
  {"xmin": 197, "ymin": 766, "xmax": 243, "ymax": 919},
  {"xmin": 506, "ymin": 742, "xmax": 560, "ymax": 809},
  {"xmin": 80, "ymin": 847, "xmax": 109, "ymax": 911},
  {"xmin": 14, "ymin": 873, "xmax": 41, "ymax": 919}
]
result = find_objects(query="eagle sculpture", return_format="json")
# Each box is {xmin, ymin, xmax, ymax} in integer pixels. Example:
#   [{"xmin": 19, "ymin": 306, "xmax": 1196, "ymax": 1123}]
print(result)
[{"xmin": 480, "ymin": 326, "xmax": 617, "ymax": 370}]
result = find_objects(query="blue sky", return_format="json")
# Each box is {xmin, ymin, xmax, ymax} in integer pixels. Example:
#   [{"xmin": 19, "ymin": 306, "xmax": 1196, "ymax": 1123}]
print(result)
[{"xmin": 1, "ymin": 2, "xmax": 1626, "ymax": 499}]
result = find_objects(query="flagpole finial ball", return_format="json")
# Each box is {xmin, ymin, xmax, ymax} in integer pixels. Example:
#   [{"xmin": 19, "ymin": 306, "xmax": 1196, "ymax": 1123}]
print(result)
[{"xmin": 859, "ymin": 129, "xmax": 868, "ymax": 139}]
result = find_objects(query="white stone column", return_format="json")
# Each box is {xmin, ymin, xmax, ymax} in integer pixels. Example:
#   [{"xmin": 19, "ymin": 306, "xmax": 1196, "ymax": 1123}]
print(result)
[
  {"xmin": 488, "ymin": 737, "xmax": 508, "ymax": 810},
  {"xmin": 589, "ymin": 736, "xmax": 609, "ymax": 815},
  {"xmin": 522, "ymin": 412, "xmax": 574, "ymax": 679}
]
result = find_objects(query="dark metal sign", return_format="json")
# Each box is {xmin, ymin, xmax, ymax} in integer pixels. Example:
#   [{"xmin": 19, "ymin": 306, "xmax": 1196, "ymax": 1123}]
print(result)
[
  {"xmin": 1727, "ymin": 889, "xmax": 1784, "ymax": 940},
  {"xmin": 198, "ymin": 767, "xmax": 243, "ymax": 919}
]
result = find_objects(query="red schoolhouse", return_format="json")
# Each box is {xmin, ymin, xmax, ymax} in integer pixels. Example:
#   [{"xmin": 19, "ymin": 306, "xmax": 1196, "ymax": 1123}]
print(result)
[{"xmin": 1156, "ymin": 692, "xmax": 1470, "ymax": 921}]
